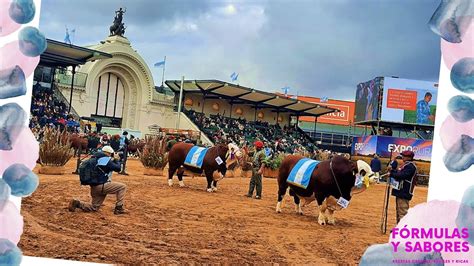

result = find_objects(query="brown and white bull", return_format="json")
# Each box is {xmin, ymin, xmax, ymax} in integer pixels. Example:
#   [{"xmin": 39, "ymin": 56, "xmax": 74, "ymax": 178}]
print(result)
[
  {"xmin": 276, "ymin": 155, "xmax": 373, "ymax": 225},
  {"xmin": 168, "ymin": 142, "xmax": 242, "ymax": 192}
]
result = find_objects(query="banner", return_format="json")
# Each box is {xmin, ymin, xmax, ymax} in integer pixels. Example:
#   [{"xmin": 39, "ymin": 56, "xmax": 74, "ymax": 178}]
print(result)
[
  {"xmin": 297, "ymin": 96, "xmax": 355, "ymax": 126},
  {"xmin": 352, "ymin": 136, "xmax": 377, "ymax": 156},
  {"xmin": 381, "ymin": 77, "xmax": 438, "ymax": 126},
  {"xmin": 352, "ymin": 135, "xmax": 433, "ymax": 162},
  {"xmin": 354, "ymin": 77, "xmax": 383, "ymax": 122},
  {"xmin": 376, "ymin": 135, "xmax": 433, "ymax": 162}
]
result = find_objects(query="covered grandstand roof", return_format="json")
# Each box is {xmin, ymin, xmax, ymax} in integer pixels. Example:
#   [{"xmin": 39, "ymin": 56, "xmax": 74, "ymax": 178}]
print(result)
[
  {"xmin": 165, "ymin": 80, "xmax": 337, "ymax": 117},
  {"xmin": 39, "ymin": 39, "xmax": 112, "ymax": 67}
]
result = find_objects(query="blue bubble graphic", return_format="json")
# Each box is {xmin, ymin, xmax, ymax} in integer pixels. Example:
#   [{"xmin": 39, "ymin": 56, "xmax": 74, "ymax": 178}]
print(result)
[
  {"xmin": 451, "ymin": 58, "xmax": 474, "ymax": 94},
  {"xmin": 359, "ymin": 243, "xmax": 394, "ymax": 265},
  {"xmin": 0, "ymin": 103, "xmax": 27, "ymax": 151},
  {"xmin": 0, "ymin": 179, "xmax": 11, "ymax": 211},
  {"xmin": 448, "ymin": 95, "xmax": 474, "ymax": 122},
  {"xmin": 9, "ymin": 0, "xmax": 36, "ymax": 24},
  {"xmin": 456, "ymin": 185, "xmax": 474, "ymax": 245},
  {"xmin": 428, "ymin": 0, "xmax": 472, "ymax": 43},
  {"xmin": 18, "ymin": 26, "xmax": 46, "ymax": 57},
  {"xmin": 0, "ymin": 66, "xmax": 26, "ymax": 100},
  {"xmin": 0, "ymin": 239, "xmax": 22, "ymax": 266},
  {"xmin": 443, "ymin": 135, "xmax": 474, "ymax": 172},
  {"xmin": 2, "ymin": 164, "xmax": 38, "ymax": 197}
]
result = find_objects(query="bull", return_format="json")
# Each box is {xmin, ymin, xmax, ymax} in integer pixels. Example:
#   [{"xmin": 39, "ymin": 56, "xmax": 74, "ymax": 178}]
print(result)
[
  {"xmin": 276, "ymin": 155, "xmax": 373, "ymax": 225},
  {"xmin": 167, "ymin": 142, "xmax": 241, "ymax": 192},
  {"xmin": 69, "ymin": 133, "xmax": 88, "ymax": 157}
]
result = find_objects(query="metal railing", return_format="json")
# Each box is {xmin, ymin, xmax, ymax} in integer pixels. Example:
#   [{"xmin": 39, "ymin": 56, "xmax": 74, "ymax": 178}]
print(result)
[
  {"xmin": 55, "ymin": 69, "xmax": 88, "ymax": 88},
  {"xmin": 306, "ymin": 130, "xmax": 353, "ymax": 146},
  {"xmin": 52, "ymin": 83, "xmax": 80, "ymax": 119}
]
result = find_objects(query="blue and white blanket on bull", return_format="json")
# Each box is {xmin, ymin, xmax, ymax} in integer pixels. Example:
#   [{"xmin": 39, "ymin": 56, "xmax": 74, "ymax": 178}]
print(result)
[
  {"xmin": 287, "ymin": 158, "xmax": 320, "ymax": 189},
  {"xmin": 184, "ymin": 146, "xmax": 209, "ymax": 168}
]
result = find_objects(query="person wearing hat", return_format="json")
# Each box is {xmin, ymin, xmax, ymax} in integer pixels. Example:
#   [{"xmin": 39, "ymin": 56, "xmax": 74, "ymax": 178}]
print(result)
[
  {"xmin": 68, "ymin": 145, "xmax": 127, "ymax": 215},
  {"xmin": 389, "ymin": 150, "xmax": 418, "ymax": 223},
  {"xmin": 246, "ymin": 140, "xmax": 266, "ymax": 199}
]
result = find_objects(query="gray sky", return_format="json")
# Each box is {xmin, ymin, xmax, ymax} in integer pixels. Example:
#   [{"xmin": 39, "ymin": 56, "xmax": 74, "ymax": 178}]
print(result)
[{"xmin": 40, "ymin": 0, "xmax": 441, "ymax": 100}]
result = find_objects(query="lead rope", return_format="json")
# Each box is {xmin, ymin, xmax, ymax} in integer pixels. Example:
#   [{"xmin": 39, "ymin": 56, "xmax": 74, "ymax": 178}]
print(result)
[{"xmin": 329, "ymin": 159, "xmax": 343, "ymax": 198}]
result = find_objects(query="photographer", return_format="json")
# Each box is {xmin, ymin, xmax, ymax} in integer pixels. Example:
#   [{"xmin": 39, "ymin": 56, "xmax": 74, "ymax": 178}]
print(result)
[
  {"xmin": 69, "ymin": 146, "xmax": 127, "ymax": 215},
  {"xmin": 389, "ymin": 150, "xmax": 417, "ymax": 223}
]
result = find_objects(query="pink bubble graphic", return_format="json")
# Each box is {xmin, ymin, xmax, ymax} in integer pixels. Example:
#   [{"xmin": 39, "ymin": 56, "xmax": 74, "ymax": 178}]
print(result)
[
  {"xmin": 0, "ymin": 0, "xmax": 21, "ymax": 37},
  {"xmin": 0, "ymin": 201, "xmax": 23, "ymax": 245},
  {"xmin": 0, "ymin": 127, "xmax": 39, "ymax": 176},
  {"xmin": 439, "ymin": 114, "xmax": 474, "ymax": 151},
  {"xmin": 441, "ymin": 17, "xmax": 474, "ymax": 70},
  {"xmin": 0, "ymin": 41, "xmax": 39, "ymax": 78}
]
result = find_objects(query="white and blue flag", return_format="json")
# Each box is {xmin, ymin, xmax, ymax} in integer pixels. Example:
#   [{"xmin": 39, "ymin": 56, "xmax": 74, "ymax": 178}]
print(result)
[
  {"xmin": 184, "ymin": 146, "xmax": 209, "ymax": 168},
  {"xmin": 287, "ymin": 158, "xmax": 320, "ymax": 189},
  {"xmin": 230, "ymin": 72, "xmax": 239, "ymax": 82},
  {"xmin": 154, "ymin": 60, "xmax": 166, "ymax": 68}
]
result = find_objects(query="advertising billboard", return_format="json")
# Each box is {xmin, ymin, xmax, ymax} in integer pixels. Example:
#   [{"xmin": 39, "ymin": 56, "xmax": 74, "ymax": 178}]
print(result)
[
  {"xmin": 352, "ymin": 136, "xmax": 377, "ymax": 156},
  {"xmin": 297, "ymin": 96, "xmax": 355, "ymax": 126},
  {"xmin": 351, "ymin": 135, "xmax": 433, "ymax": 162},
  {"xmin": 376, "ymin": 135, "xmax": 433, "ymax": 162},
  {"xmin": 354, "ymin": 77, "xmax": 383, "ymax": 122},
  {"xmin": 381, "ymin": 77, "xmax": 438, "ymax": 126}
]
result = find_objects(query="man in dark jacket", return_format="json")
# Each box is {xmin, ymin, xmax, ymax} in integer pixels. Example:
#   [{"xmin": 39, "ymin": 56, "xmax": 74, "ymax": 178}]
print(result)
[
  {"xmin": 68, "ymin": 146, "xmax": 127, "ymax": 215},
  {"xmin": 390, "ymin": 150, "xmax": 417, "ymax": 223},
  {"xmin": 370, "ymin": 154, "xmax": 382, "ymax": 183}
]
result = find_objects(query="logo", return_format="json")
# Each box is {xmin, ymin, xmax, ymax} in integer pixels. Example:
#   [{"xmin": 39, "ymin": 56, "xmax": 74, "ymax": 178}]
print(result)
[{"xmin": 354, "ymin": 143, "xmax": 366, "ymax": 151}]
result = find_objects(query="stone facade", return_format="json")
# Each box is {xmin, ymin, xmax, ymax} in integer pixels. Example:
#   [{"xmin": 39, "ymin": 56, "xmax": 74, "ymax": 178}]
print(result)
[{"xmin": 59, "ymin": 35, "xmax": 177, "ymax": 134}]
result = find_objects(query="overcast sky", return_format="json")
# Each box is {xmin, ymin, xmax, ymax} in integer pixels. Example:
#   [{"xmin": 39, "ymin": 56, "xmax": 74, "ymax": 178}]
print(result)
[{"xmin": 39, "ymin": 0, "xmax": 441, "ymax": 100}]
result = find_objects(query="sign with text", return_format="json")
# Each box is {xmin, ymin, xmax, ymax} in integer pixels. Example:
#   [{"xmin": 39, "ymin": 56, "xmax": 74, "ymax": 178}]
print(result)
[
  {"xmin": 352, "ymin": 135, "xmax": 432, "ymax": 162},
  {"xmin": 381, "ymin": 77, "xmax": 438, "ymax": 126},
  {"xmin": 297, "ymin": 96, "xmax": 355, "ymax": 126},
  {"xmin": 386, "ymin": 89, "xmax": 417, "ymax": 110}
]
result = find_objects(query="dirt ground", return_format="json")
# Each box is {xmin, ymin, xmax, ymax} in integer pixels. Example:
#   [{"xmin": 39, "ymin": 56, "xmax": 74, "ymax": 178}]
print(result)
[{"xmin": 19, "ymin": 159, "xmax": 428, "ymax": 265}]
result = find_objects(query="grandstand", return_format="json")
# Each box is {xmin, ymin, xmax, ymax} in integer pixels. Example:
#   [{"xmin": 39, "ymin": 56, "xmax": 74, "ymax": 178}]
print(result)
[{"xmin": 165, "ymin": 79, "xmax": 338, "ymax": 152}]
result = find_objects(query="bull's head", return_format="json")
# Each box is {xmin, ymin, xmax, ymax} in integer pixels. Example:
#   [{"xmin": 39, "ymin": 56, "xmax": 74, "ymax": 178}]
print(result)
[
  {"xmin": 226, "ymin": 143, "xmax": 243, "ymax": 168},
  {"xmin": 351, "ymin": 160, "xmax": 375, "ymax": 195}
]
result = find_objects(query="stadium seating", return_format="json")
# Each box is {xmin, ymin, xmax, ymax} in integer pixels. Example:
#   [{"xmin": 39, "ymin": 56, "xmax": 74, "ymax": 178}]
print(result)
[{"xmin": 184, "ymin": 109, "xmax": 317, "ymax": 153}]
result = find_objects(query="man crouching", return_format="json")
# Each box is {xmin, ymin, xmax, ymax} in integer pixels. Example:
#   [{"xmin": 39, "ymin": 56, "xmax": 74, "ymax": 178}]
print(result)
[{"xmin": 68, "ymin": 146, "xmax": 127, "ymax": 215}]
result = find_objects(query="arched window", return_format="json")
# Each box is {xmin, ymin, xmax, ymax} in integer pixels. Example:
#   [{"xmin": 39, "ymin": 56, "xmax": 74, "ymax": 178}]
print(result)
[{"xmin": 95, "ymin": 73, "xmax": 125, "ymax": 118}]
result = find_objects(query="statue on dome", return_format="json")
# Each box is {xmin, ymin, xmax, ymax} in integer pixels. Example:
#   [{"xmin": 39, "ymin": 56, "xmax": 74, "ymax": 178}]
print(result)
[{"xmin": 109, "ymin": 7, "xmax": 126, "ymax": 36}]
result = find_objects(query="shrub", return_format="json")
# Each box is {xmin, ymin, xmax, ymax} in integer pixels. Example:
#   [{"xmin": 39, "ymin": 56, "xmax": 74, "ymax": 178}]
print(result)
[
  {"xmin": 138, "ymin": 136, "xmax": 168, "ymax": 169},
  {"xmin": 39, "ymin": 128, "xmax": 73, "ymax": 166},
  {"xmin": 264, "ymin": 153, "xmax": 285, "ymax": 170}
]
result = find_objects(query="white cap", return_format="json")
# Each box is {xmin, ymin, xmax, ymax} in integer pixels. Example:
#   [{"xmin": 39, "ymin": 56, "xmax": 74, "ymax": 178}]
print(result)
[{"xmin": 102, "ymin": 146, "xmax": 114, "ymax": 154}]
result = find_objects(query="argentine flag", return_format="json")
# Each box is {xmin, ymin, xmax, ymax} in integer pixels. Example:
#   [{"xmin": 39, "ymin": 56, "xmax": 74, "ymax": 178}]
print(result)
[
  {"xmin": 154, "ymin": 60, "xmax": 166, "ymax": 68},
  {"xmin": 230, "ymin": 72, "xmax": 239, "ymax": 82}
]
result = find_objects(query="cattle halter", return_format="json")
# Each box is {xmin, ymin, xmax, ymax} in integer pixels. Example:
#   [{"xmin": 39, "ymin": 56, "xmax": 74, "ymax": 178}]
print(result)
[{"xmin": 329, "ymin": 159, "xmax": 343, "ymax": 197}]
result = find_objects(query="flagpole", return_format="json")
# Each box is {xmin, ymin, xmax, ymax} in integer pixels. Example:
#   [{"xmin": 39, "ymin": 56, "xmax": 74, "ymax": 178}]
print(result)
[
  {"xmin": 176, "ymin": 76, "xmax": 184, "ymax": 129},
  {"xmin": 161, "ymin": 56, "xmax": 166, "ymax": 86}
]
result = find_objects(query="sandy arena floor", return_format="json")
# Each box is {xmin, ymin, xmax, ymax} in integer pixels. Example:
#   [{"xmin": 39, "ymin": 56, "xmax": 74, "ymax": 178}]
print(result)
[{"xmin": 19, "ymin": 159, "xmax": 427, "ymax": 264}]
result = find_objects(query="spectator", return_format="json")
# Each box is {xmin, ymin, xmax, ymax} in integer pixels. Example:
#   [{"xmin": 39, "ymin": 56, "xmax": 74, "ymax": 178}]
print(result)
[{"xmin": 370, "ymin": 154, "xmax": 382, "ymax": 183}]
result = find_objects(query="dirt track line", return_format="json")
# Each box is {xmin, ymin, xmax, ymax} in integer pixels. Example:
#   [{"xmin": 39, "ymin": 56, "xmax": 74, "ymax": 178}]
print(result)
[{"xmin": 22, "ymin": 211, "xmax": 174, "ymax": 256}]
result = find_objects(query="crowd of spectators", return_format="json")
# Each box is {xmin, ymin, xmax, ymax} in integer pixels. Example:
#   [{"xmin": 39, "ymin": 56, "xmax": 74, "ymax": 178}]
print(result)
[
  {"xmin": 29, "ymin": 82, "xmax": 81, "ymax": 137},
  {"xmin": 185, "ymin": 109, "xmax": 317, "ymax": 154}
]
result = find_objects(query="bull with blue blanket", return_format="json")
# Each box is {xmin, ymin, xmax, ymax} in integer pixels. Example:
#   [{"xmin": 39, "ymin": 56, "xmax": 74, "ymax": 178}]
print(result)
[
  {"xmin": 276, "ymin": 154, "xmax": 373, "ymax": 225},
  {"xmin": 168, "ymin": 142, "xmax": 242, "ymax": 192}
]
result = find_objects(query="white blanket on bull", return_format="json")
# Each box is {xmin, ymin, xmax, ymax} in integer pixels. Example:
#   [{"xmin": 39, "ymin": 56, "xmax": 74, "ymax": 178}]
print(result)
[
  {"xmin": 184, "ymin": 146, "xmax": 209, "ymax": 168},
  {"xmin": 287, "ymin": 158, "xmax": 320, "ymax": 189}
]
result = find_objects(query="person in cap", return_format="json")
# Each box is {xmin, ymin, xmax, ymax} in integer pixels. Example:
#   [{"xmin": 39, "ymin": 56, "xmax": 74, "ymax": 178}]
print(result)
[
  {"xmin": 68, "ymin": 145, "xmax": 127, "ymax": 215},
  {"xmin": 389, "ymin": 150, "xmax": 417, "ymax": 223},
  {"xmin": 246, "ymin": 140, "xmax": 266, "ymax": 199}
]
